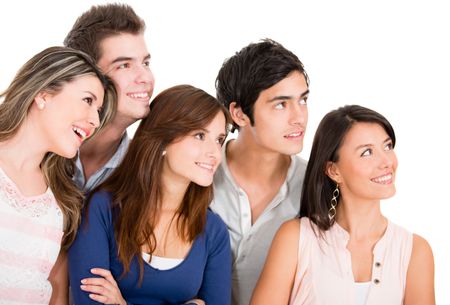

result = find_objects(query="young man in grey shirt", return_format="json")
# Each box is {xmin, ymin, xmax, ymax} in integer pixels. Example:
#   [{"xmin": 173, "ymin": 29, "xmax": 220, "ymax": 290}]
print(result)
[
  {"xmin": 210, "ymin": 39, "xmax": 310, "ymax": 305},
  {"xmin": 64, "ymin": 3, "xmax": 155, "ymax": 192}
]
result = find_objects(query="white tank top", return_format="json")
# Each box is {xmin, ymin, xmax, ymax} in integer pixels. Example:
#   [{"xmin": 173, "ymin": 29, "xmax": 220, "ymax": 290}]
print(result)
[
  {"xmin": 355, "ymin": 282, "xmax": 370, "ymax": 305},
  {"xmin": 142, "ymin": 252, "xmax": 184, "ymax": 270}
]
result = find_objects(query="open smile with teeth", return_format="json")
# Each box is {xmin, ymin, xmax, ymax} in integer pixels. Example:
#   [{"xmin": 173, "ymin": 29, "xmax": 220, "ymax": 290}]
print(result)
[
  {"xmin": 284, "ymin": 131, "xmax": 303, "ymax": 139},
  {"xmin": 127, "ymin": 92, "xmax": 150, "ymax": 100},
  {"xmin": 72, "ymin": 126, "xmax": 88, "ymax": 141},
  {"xmin": 371, "ymin": 173, "xmax": 393, "ymax": 184},
  {"xmin": 195, "ymin": 162, "xmax": 214, "ymax": 172}
]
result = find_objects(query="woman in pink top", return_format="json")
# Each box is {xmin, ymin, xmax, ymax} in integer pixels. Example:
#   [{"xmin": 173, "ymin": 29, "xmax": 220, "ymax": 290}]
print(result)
[
  {"xmin": 251, "ymin": 105, "xmax": 435, "ymax": 305},
  {"xmin": 0, "ymin": 47, "xmax": 116, "ymax": 305}
]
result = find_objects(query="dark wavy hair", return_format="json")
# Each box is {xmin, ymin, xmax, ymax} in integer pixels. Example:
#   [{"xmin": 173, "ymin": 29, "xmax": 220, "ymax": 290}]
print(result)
[
  {"xmin": 299, "ymin": 105, "xmax": 395, "ymax": 232},
  {"xmin": 216, "ymin": 38, "xmax": 309, "ymax": 131}
]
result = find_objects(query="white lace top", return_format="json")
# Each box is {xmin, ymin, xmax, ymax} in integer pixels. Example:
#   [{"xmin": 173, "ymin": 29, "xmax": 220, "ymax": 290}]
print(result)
[{"xmin": 0, "ymin": 167, "xmax": 63, "ymax": 305}]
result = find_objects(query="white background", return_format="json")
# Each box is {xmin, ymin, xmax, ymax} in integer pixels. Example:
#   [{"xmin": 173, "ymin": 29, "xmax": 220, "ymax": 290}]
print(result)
[{"xmin": 1, "ymin": 0, "xmax": 448, "ymax": 303}]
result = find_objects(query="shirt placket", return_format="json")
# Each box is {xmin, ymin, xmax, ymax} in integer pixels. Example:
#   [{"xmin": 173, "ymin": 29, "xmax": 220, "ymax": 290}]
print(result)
[{"xmin": 236, "ymin": 188, "xmax": 252, "ymax": 260}]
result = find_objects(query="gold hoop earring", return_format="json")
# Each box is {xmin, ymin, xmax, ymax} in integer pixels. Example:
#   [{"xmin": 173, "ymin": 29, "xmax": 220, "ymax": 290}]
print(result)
[{"xmin": 328, "ymin": 183, "xmax": 339, "ymax": 224}]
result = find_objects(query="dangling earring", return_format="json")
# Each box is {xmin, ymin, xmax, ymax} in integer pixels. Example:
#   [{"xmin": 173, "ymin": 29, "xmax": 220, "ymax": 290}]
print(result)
[
  {"xmin": 162, "ymin": 150, "xmax": 166, "ymax": 156},
  {"xmin": 328, "ymin": 183, "xmax": 339, "ymax": 224}
]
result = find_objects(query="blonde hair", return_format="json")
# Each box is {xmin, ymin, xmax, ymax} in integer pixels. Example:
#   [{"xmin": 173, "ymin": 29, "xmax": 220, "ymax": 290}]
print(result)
[{"xmin": 0, "ymin": 46, "xmax": 117, "ymax": 249}]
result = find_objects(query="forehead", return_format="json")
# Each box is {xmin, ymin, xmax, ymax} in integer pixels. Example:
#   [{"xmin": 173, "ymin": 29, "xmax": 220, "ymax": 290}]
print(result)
[
  {"xmin": 342, "ymin": 122, "xmax": 389, "ymax": 147},
  {"xmin": 62, "ymin": 74, "xmax": 103, "ymax": 92},
  {"xmin": 257, "ymin": 71, "xmax": 308, "ymax": 102},
  {"xmin": 97, "ymin": 33, "xmax": 149, "ymax": 67}
]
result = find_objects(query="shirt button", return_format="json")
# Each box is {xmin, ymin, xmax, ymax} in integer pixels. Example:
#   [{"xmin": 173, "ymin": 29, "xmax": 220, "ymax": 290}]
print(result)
[
  {"xmin": 374, "ymin": 279, "xmax": 380, "ymax": 284},
  {"xmin": 375, "ymin": 262, "xmax": 381, "ymax": 267}
]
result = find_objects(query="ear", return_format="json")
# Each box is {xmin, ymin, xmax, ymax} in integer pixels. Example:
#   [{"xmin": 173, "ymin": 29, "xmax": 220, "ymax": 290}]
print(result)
[
  {"xmin": 325, "ymin": 161, "xmax": 341, "ymax": 184},
  {"xmin": 34, "ymin": 91, "xmax": 49, "ymax": 110},
  {"xmin": 229, "ymin": 102, "xmax": 250, "ymax": 127}
]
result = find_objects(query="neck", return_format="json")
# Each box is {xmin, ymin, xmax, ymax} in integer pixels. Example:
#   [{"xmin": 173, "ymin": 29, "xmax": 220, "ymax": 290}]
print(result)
[
  {"xmin": 0, "ymin": 120, "xmax": 47, "ymax": 172},
  {"xmin": 80, "ymin": 123, "xmax": 125, "ymax": 161},
  {"xmin": 226, "ymin": 137, "xmax": 291, "ymax": 182},
  {"xmin": 160, "ymin": 176, "xmax": 189, "ymax": 213},
  {"xmin": 335, "ymin": 196, "xmax": 386, "ymax": 240}
]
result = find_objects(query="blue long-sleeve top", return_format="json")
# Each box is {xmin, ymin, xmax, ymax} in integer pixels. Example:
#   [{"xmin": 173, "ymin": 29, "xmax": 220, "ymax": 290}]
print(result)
[{"xmin": 68, "ymin": 191, "xmax": 232, "ymax": 305}]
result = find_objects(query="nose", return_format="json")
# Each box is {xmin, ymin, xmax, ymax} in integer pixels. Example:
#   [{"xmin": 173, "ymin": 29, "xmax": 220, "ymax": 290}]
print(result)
[
  {"xmin": 289, "ymin": 103, "xmax": 308, "ymax": 127},
  {"xmin": 88, "ymin": 108, "xmax": 101, "ymax": 129},
  {"xmin": 206, "ymin": 141, "xmax": 222, "ymax": 164},
  {"xmin": 379, "ymin": 150, "xmax": 395, "ymax": 169},
  {"xmin": 135, "ymin": 65, "xmax": 155, "ymax": 86}
]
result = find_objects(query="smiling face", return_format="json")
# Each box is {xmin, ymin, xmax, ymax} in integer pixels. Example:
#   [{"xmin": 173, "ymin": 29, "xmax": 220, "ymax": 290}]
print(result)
[
  {"xmin": 36, "ymin": 74, "xmax": 104, "ymax": 158},
  {"xmin": 329, "ymin": 122, "xmax": 398, "ymax": 203},
  {"xmin": 162, "ymin": 111, "xmax": 227, "ymax": 188},
  {"xmin": 238, "ymin": 71, "xmax": 309, "ymax": 155},
  {"xmin": 97, "ymin": 33, "xmax": 154, "ymax": 125}
]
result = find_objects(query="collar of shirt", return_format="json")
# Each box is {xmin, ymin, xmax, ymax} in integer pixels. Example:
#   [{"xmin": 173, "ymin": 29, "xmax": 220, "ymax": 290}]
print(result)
[{"xmin": 74, "ymin": 132, "xmax": 130, "ymax": 192}]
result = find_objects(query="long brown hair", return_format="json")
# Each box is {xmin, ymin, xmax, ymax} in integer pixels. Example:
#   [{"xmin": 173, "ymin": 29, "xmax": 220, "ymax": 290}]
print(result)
[
  {"xmin": 0, "ymin": 46, "xmax": 117, "ymax": 249},
  {"xmin": 97, "ymin": 84, "xmax": 230, "ymax": 282}
]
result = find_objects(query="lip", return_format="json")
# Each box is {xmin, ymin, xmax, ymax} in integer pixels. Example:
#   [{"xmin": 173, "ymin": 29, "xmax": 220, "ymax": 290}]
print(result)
[
  {"xmin": 72, "ymin": 125, "xmax": 91, "ymax": 143},
  {"xmin": 284, "ymin": 130, "xmax": 304, "ymax": 139},
  {"xmin": 195, "ymin": 162, "xmax": 215, "ymax": 173},
  {"xmin": 371, "ymin": 173, "xmax": 394, "ymax": 184},
  {"xmin": 126, "ymin": 91, "xmax": 151, "ymax": 102}
]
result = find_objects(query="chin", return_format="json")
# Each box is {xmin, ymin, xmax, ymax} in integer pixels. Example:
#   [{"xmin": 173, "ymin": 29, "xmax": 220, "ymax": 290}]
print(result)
[
  {"xmin": 193, "ymin": 179, "xmax": 214, "ymax": 187},
  {"xmin": 54, "ymin": 147, "xmax": 78, "ymax": 159}
]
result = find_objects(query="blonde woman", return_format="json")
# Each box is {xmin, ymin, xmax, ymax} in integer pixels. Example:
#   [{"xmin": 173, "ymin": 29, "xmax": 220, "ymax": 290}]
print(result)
[{"xmin": 0, "ymin": 46, "xmax": 116, "ymax": 304}]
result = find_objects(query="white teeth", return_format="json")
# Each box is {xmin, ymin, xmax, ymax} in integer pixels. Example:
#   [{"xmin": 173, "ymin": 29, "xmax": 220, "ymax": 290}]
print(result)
[
  {"xmin": 285, "ymin": 132, "xmax": 302, "ymax": 137},
  {"xmin": 371, "ymin": 174, "xmax": 392, "ymax": 183},
  {"xmin": 72, "ymin": 126, "xmax": 87, "ymax": 140},
  {"xmin": 128, "ymin": 92, "xmax": 149, "ymax": 99},
  {"xmin": 196, "ymin": 162, "xmax": 213, "ymax": 170}
]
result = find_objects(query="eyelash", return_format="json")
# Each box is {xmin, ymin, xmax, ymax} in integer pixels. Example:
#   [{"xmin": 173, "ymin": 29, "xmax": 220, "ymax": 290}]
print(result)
[
  {"xmin": 117, "ymin": 63, "xmax": 130, "ymax": 69},
  {"xmin": 361, "ymin": 149, "xmax": 372, "ymax": 157},
  {"xmin": 194, "ymin": 132, "xmax": 205, "ymax": 140},
  {"xmin": 274, "ymin": 102, "xmax": 286, "ymax": 109},
  {"xmin": 83, "ymin": 97, "xmax": 93, "ymax": 106},
  {"xmin": 361, "ymin": 142, "xmax": 394, "ymax": 157}
]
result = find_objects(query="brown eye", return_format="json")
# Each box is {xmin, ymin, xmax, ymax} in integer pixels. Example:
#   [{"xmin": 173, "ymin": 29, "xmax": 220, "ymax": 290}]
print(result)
[
  {"xmin": 194, "ymin": 132, "xmax": 205, "ymax": 140},
  {"xmin": 83, "ymin": 97, "xmax": 93, "ymax": 106}
]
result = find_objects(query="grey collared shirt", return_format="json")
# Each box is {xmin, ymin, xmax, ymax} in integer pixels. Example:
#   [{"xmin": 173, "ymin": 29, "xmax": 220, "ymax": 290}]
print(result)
[
  {"xmin": 74, "ymin": 133, "xmax": 130, "ymax": 193},
  {"xmin": 210, "ymin": 143, "xmax": 307, "ymax": 305}
]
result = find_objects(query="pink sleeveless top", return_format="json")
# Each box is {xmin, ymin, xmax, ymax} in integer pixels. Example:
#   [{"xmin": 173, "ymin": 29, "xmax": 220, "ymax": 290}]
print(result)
[
  {"xmin": 0, "ymin": 167, "xmax": 63, "ymax": 305},
  {"xmin": 289, "ymin": 217, "xmax": 413, "ymax": 305}
]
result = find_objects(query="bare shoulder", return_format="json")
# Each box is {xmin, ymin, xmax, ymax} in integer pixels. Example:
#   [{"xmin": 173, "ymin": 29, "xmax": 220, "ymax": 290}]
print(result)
[
  {"xmin": 404, "ymin": 234, "xmax": 435, "ymax": 305},
  {"xmin": 411, "ymin": 233, "xmax": 434, "ymax": 262},
  {"xmin": 275, "ymin": 218, "xmax": 301, "ymax": 244}
]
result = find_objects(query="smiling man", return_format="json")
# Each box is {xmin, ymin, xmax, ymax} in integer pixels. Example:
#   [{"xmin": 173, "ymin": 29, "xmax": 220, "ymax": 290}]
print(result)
[
  {"xmin": 210, "ymin": 39, "xmax": 309, "ymax": 305},
  {"xmin": 64, "ymin": 3, "xmax": 155, "ymax": 192}
]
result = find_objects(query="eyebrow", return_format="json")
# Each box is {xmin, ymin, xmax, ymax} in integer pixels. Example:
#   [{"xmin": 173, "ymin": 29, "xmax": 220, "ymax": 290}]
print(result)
[
  {"xmin": 355, "ymin": 137, "xmax": 392, "ymax": 150},
  {"xmin": 201, "ymin": 128, "xmax": 227, "ymax": 138},
  {"xmin": 110, "ymin": 53, "xmax": 151, "ymax": 65},
  {"xmin": 267, "ymin": 89, "xmax": 310, "ymax": 103},
  {"xmin": 83, "ymin": 91, "xmax": 98, "ymax": 101}
]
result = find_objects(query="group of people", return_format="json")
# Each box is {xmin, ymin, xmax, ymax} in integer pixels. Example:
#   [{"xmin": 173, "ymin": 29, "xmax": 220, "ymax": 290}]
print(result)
[{"xmin": 0, "ymin": 3, "xmax": 435, "ymax": 305}]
